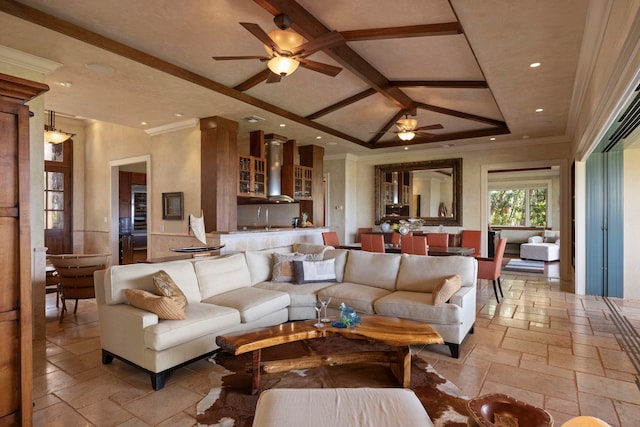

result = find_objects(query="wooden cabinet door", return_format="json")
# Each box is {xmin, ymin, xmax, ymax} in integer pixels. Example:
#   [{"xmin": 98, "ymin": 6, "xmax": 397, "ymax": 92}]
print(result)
[{"xmin": 0, "ymin": 73, "xmax": 48, "ymax": 427}]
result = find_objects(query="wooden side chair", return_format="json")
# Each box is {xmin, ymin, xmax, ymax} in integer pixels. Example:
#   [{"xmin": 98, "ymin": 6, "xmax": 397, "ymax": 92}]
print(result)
[
  {"xmin": 461, "ymin": 229, "xmax": 482, "ymax": 257},
  {"xmin": 426, "ymin": 232, "xmax": 449, "ymax": 248},
  {"xmin": 48, "ymin": 253, "xmax": 110, "ymax": 323},
  {"xmin": 477, "ymin": 238, "xmax": 507, "ymax": 303},
  {"xmin": 322, "ymin": 231, "xmax": 340, "ymax": 247},
  {"xmin": 355, "ymin": 227, "xmax": 373, "ymax": 243},
  {"xmin": 361, "ymin": 234, "xmax": 385, "ymax": 253}
]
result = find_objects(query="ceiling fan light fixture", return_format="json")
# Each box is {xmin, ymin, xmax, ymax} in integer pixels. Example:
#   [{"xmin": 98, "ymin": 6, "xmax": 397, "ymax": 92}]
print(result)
[
  {"xmin": 396, "ymin": 117, "xmax": 418, "ymax": 132},
  {"xmin": 268, "ymin": 56, "xmax": 300, "ymax": 76},
  {"xmin": 264, "ymin": 28, "xmax": 304, "ymax": 54},
  {"xmin": 398, "ymin": 131, "xmax": 415, "ymax": 141}
]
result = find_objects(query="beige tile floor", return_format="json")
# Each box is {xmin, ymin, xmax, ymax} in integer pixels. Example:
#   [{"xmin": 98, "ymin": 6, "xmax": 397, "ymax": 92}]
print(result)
[{"xmin": 34, "ymin": 267, "xmax": 640, "ymax": 426}]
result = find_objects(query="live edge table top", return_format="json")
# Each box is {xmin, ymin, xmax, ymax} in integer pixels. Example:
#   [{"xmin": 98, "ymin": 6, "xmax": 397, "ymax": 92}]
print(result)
[{"xmin": 216, "ymin": 314, "xmax": 444, "ymax": 355}]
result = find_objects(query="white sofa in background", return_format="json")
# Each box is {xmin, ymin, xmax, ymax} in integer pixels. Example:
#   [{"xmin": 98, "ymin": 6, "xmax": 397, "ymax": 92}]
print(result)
[
  {"xmin": 95, "ymin": 243, "xmax": 477, "ymax": 389},
  {"xmin": 519, "ymin": 230, "xmax": 560, "ymax": 261}
]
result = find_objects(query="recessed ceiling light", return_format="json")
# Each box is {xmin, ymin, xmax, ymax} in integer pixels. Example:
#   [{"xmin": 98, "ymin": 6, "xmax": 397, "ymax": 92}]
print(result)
[
  {"xmin": 140, "ymin": 121, "xmax": 147, "ymax": 125},
  {"xmin": 316, "ymin": 136, "xmax": 322, "ymax": 139},
  {"xmin": 404, "ymin": 147, "xmax": 409, "ymax": 150},
  {"xmin": 530, "ymin": 62, "xmax": 541, "ymax": 68},
  {"xmin": 58, "ymin": 81, "xmax": 72, "ymax": 88},
  {"xmin": 522, "ymin": 135, "xmax": 530, "ymax": 139},
  {"xmin": 243, "ymin": 115, "xmax": 265, "ymax": 123},
  {"xmin": 279, "ymin": 123, "xmax": 286, "ymax": 127},
  {"xmin": 85, "ymin": 63, "xmax": 115, "ymax": 74},
  {"xmin": 326, "ymin": 141, "xmax": 337, "ymax": 146},
  {"xmin": 535, "ymin": 108, "xmax": 544, "ymax": 112},
  {"xmin": 173, "ymin": 113, "xmax": 183, "ymax": 117},
  {"xmin": 490, "ymin": 137, "xmax": 496, "ymax": 141},
  {"xmin": 441, "ymin": 143, "xmax": 452, "ymax": 148}
]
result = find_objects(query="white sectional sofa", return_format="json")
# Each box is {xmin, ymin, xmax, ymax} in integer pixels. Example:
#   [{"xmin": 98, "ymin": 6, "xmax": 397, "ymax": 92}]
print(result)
[{"xmin": 95, "ymin": 243, "xmax": 477, "ymax": 389}]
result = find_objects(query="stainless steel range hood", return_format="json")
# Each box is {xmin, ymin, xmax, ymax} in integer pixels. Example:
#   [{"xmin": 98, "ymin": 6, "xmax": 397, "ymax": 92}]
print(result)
[{"xmin": 265, "ymin": 138, "xmax": 294, "ymax": 203}]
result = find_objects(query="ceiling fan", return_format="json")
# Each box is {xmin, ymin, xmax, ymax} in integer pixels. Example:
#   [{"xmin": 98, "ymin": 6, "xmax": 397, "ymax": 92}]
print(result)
[
  {"xmin": 212, "ymin": 14, "xmax": 344, "ymax": 83},
  {"xmin": 378, "ymin": 114, "xmax": 444, "ymax": 141}
]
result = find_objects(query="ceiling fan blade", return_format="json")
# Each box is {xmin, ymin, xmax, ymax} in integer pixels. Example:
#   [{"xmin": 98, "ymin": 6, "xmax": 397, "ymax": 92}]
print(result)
[
  {"xmin": 212, "ymin": 55, "xmax": 271, "ymax": 61},
  {"xmin": 298, "ymin": 58, "xmax": 342, "ymax": 77},
  {"xmin": 414, "ymin": 124, "xmax": 444, "ymax": 131},
  {"xmin": 266, "ymin": 72, "xmax": 282, "ymax": 84},
  {"xmin": 414, "ymin": 131, "xmax": 436, "ymax": 138},
  {"xmin": 240, "ymin": 22, "xmax": 284, "ymax": 54},
  {"xmin": 291, "ymin": 31, "xmax": 344, "ymax": 57}
]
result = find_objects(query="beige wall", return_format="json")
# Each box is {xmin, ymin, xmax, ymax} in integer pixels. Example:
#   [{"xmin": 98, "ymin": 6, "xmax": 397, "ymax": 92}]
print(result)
[{"xmin": 624, "ymin": 147, "xmax": 640, "ymax": 300}]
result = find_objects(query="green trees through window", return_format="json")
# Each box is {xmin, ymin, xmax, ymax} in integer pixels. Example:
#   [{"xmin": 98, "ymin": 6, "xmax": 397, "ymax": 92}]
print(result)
[{"xmin": 489, "ymin": 187, "xmax": 547, "ymax": 227}]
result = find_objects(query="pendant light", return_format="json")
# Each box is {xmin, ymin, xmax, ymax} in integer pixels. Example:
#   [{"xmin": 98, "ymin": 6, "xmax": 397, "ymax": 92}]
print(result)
[{"xmin": 44, "ymin": 110, "xmax": 75, "ymax": 144}]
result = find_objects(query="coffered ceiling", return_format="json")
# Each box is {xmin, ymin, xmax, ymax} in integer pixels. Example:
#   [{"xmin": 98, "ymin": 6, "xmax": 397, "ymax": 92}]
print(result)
[{"xmin": 0, "ymin": 0, "xmax": 592, "ymax": 155}]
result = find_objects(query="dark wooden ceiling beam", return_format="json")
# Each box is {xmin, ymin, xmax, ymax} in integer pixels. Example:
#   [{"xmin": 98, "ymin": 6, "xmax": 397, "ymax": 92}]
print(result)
[
  {"xmin": 341, "ymin": 22, "xmax": 462, "ymax": 41},
  {"xmin": 254, "ymin": 0, "xmax": 415, "ymax": 111},
  {"xmin": 374, "ymin": 127, "xmax": 511, "ymax": 148},
  {"xmin": 390, "ymin": 80, "xmax": 488, "ymax": 89},
  {"xmin": 306, "ymin": 88, "xmax": 377, "ymax": 120},
  {"xmin": 415, "ymin": 102, "xmax": 507, "ymax": 127},
  {"xmin": 368, "ymin": 110, "xmax": 406, "ymax": 145},
  {"xmin": 0, "ymin": 0, "xmax": 372, "ymax": 149},
  {"xmin": 234, "ymin": 69, "xmax": 271, "ymax": 91}
]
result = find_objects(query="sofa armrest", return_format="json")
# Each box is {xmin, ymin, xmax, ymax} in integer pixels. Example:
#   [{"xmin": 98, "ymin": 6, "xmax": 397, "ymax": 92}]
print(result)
[
  {"xmin": 449, "ymin": 285, "xmax": 474, "ymax": 308},
  {"xmin": 97, "ymin": 303, "xmax": 159, "ymax": 367}
]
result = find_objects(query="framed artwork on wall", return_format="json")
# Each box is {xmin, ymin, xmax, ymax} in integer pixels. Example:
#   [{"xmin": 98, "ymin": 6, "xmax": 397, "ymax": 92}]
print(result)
[{"xmin": 162, "ymin": 192, "xmax": 183, "ymax": 220}]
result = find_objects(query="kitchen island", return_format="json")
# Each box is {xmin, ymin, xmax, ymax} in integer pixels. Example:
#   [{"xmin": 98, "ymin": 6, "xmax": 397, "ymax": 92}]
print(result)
[{"xmin": 219, "ymin": 227, "xmax": 329, "ymax": 254}]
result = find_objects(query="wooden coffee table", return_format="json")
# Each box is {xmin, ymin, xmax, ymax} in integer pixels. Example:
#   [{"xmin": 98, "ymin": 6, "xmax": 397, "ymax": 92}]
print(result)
[{"xmin": 216, "ymin": 314, "xmax": 443, "ymax": 394}]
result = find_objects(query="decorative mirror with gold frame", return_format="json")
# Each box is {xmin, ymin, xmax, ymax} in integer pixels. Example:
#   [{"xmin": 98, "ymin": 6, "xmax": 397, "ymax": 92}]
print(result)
[{"xmin": 374, "ymin": 158, "xmax": 462, "ymax": 226}]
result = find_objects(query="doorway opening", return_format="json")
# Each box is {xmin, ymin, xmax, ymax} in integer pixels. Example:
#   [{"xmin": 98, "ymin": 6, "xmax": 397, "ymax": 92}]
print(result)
[{"xmin": 109, "ymin": 156, "xmax": 151, "ymax": 264}]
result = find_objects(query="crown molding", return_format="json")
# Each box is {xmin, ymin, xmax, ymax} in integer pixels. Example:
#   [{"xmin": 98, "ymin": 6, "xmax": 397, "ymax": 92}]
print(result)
[
  {"xmin": 0, "ymin": 44, "xmax": 62, "ymax": 74},
  {"xmin": 144, "ymin": 118, "xmax": 198, "ymax": 136}
]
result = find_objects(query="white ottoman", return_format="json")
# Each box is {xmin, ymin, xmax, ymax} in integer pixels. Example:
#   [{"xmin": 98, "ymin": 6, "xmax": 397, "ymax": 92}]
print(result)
[
  {"xmin": 520, "ymin": 236, "xmax": 560, "ymax": 261},
  {"xmin": 252, "ymin": 388, "xmax": 434, "ymax": 427}
]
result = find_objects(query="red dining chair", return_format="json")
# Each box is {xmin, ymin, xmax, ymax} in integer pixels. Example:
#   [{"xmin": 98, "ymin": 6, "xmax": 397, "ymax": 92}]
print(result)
[
  {"xmin": 477, "ymin": 238, "xmax": 507, "ymax": 303},
  {"xmin": 391, "ymin": 232, "xmax": 401, "ymax": 247},
  {"xmin": 426, "ymin": 232, "xmax": 449, "ymax": 248},
  {"xmin": 355, "ymin": 227, "xmax": 373, "ymax": 243},
  {"xmin": 461, "ymin": 229, "xmax": 482, "ymax": 257},
  {"xmin": 400, "ymin": 232, "xmax": 414, "ymax": 253},
  {"xmin": 322, "ymin": 231, "xmax": 340, "ymax": 247},
  {"xmin": 402, "ymin": 235, "xmax": 428, "ymax": 255},
  {"xmin": 361, "ymin": 234, "xmax": 385, "ymax": 253}
]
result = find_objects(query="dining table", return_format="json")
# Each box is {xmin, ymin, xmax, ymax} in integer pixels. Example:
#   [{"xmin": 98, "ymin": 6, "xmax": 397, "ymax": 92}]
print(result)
[{"xmin": 338, "ymin": 243, "xmax": 475, "ymax": 256}]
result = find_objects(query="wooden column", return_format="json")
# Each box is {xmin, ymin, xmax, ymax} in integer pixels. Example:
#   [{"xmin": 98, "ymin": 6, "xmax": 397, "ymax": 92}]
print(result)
[
  {"xmin": 200, "ymin": 116, "xmax": 239, "ymax": 232},
  {"xmin": 0, "ymin": 72, "xmax": 48, "ymax": 427},
  {"xmin": 299, "ymin": 144, "xmax": 325, "ymax": 227}
]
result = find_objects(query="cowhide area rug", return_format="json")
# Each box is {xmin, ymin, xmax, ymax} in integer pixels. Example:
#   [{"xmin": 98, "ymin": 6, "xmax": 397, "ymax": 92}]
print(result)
[{"xmin": 196, "ymin": 336, "xmax": 471, "ymax": 427}]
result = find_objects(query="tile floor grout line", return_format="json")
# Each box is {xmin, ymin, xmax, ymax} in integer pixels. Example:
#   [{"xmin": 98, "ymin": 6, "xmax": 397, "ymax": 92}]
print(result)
[{"xmin": 603, "ymin": 297, "xmax": 640, "ymax": 390}]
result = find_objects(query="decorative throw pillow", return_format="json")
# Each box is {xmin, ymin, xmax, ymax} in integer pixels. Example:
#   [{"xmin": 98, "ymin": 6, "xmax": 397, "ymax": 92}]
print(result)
[
  {"xmin": 153, "ymin": 270, "xmax": 188, "ymax": 309},
  {"xmin": 272, "ymin": 252, "xmax": 306, "ymax": 282},
  {"xmin": 124, "ymin": 288, "xmax": 186, "ymax": 320},
  {"xmin": 292, "ymin": 258, "xmax": 337, "ymax": 284},
  {"xmin": 432, "ymin": 275, "xmax": 462, "ymax": 305}
]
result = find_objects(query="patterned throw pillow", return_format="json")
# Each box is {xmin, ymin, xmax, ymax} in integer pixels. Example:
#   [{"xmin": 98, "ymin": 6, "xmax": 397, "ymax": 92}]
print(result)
[
  {"xmin": 153, "ymin": 270, "xmax": 188, "ymax": 309},
  {"xmin": 431, "ymin": 275, "xmax": 462, "ymax": 305},
  {"xmin": 292, "ymin": 258, "xmax": 337, "ymax": 284},
  {"xmin": 124, "ymin": 288, "xmax": 186, "ymax": 320},
  {"xmin": 272, "ymin": 252, "xmax": 306, "ymax": 282}
]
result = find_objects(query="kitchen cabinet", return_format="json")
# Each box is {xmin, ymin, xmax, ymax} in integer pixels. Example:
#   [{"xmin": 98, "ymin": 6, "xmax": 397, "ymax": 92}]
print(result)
[{"xmin": 237, "ymin": 154, "xmax": 266, "ymax": 198}]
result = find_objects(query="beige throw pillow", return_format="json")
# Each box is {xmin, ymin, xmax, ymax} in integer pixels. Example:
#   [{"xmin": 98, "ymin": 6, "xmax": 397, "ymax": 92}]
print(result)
[
  {"xmin": 272, "ymin": 252, "xmax": 306, "ymax": 282},
  {"xmin": 153, "ymin": 270, "xmax": 188, "ymax": 309},
  {"xmin": 432, "ymin": 275, "xmax": 462, "ymax": 305},
  {"xmin": 124, "ymin": 288, "xmax": 186, "ymax": 320}
]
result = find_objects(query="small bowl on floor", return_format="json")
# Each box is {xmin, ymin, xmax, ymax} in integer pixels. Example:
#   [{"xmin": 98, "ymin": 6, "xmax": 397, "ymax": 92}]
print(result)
[{"xmin": 467, "ymin": 393, "xmax": 553, "ymax": 427}]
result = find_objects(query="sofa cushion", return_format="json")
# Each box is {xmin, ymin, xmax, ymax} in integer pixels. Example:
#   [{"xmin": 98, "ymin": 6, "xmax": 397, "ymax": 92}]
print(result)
[
  {"xmin": 317, "ymin": 283, "xmax": 391, "ymax": 314},
  {"xmin": 245, "ymin": 246, "xmax": 294, "ymax": 285},
  {"xmin": 293, "ymin": 258, "xmax": 338, "ymax": 284},
  {"xmin": 202, "ymin": 287, "xmax": 290, "ymax": 323},
  {"xmin": 144, "ymin": 302, "xmax": 240, "ymax": 351},
  {"xmin": 343, "ymin": 251, "xmax": 401, "ymax": 291},
  {"xmin": 374, "ymin": 291, "xmax": 462, "ymax": 325},
  {"xmin": 396, "ymin": 254, "xmax": 476, "ymax": 292},
  {"xmin": 322, "ymin": 249, "xmax": 348, "ymax": 283},
  {"xmin": 195, "ymin": 253, "xmax": 252, "ymax": 299},
  {"xmin": 124, "ymin": 289, "xmax": 186, "ymax": 320},
  {"xmin": 272, "ymin": 252, "xmax": 307, "ymax": 282},
  {"xmin": 528, "ymin": 235, "xmax": 543, "ymax": 243},
  {"xmin": 432, "ymin": 275, "xmax": 462, "ymax": 305},
  {"xmin": 153, "ymin": 270, "xmax": 188, "ymax": 309},
  {"xmin": 255, "ymin": 281, "xmax": 337, "ymax": 307},
  {"xmin": 105, "ymin": 261, "xmax": 201, "ymax": 305}
]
